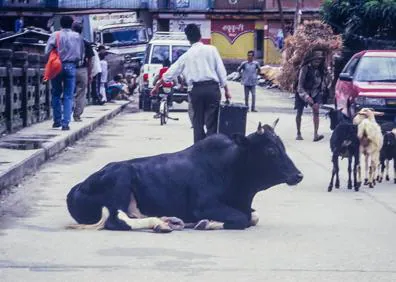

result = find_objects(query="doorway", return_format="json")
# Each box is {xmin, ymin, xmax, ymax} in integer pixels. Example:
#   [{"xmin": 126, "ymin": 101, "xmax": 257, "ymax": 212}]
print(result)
[{"xmin": 255, "ymin": 30, "xmax": 264, "ymax": 60}]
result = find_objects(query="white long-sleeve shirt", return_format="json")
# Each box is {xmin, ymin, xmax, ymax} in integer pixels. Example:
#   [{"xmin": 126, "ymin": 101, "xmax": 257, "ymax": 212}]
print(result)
[
  {"xmin": 100, "ymin": 60, "xmax": 108, "ymax": 83},
  {"xmin": 162, "ymin": 42, "xmax": 227, "ymax": 88}
]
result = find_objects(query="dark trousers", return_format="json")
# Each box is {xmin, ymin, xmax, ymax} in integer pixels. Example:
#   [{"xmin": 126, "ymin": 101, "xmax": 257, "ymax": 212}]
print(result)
[
  {"xmin": 91, "ymin": 74, "xmax": 103, "ymax": 104},
  {"xmin": 190, "ymin": 81, "xmax": 221, "ymax": 143}
]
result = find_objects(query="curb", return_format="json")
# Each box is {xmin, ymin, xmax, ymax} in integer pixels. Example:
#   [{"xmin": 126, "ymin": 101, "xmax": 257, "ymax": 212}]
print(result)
[{"xmin": 0, "ymin": 101, "xmax": 133, "ymax": 191}]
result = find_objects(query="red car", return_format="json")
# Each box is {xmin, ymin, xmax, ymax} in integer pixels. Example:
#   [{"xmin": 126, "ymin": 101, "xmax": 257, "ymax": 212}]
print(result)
[{"xmin": 335, "ymin": 50, "xmax": 396, "ymax": 122}]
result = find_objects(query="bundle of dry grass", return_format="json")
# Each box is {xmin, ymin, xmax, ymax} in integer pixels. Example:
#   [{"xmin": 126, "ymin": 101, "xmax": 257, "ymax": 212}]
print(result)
[{"xmin": 278, "ymin": 20, "xmax": 343, "ymax": 92}]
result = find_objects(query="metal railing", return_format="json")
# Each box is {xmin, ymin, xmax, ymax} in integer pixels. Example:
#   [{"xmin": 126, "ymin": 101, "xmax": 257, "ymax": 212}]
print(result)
[{"xmin": 0, "ymin": 49, "xmax": 51, "ymax": 135}]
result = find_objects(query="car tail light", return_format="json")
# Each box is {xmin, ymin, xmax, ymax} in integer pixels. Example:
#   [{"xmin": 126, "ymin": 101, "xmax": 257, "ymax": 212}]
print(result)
[{"xmin": 143, "ymin": 73, "xmax": 149, "ymax": 86}]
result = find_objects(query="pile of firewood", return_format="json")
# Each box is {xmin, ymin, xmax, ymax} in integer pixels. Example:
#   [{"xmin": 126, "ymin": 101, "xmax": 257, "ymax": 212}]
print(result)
[
  {"xmin": 278, "ymin": 20, "xmax": 343, "ymax": 92},
  {"xmin": 226, "ymin": 65, "xmax": 281, "ymax": 89}
]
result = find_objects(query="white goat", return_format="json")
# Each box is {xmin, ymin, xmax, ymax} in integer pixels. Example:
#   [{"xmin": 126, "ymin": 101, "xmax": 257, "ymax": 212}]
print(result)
[{"xmin": 353, "ymin": 108, "xmax": 384, "ymax": 188}]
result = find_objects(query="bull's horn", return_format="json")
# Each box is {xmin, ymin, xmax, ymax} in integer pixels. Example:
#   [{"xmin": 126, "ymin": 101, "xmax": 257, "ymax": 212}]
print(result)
[
  {"xmin": 257, "ymin": 122, "xmax": 264, "ymax": 134},
  {"xmin": 272, "ymin": 118, "xmax": 279, "ymax": 129}
]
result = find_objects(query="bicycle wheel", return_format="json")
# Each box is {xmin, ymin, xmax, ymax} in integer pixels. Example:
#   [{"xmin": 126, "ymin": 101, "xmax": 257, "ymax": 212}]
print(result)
[
  {"xmin": 160, "ymin": 99, "xmax": 166, "ymax": 125},
  {"xmin": 163, "ymin": 102, "xmax": 168, "ymax": 124},
  {"xmin": 160, "ymin": 113, "xmax": 165, "ymax": 125}
]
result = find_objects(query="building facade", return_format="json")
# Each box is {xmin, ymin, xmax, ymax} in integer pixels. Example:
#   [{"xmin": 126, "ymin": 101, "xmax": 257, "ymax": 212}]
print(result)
[
  {"xmin": 150, "ymin": 0, "xmax": 322, "ymax": 65},
  {"xmin": 1, "ymin": 0, "xmax": 323, "ymax": 65}
]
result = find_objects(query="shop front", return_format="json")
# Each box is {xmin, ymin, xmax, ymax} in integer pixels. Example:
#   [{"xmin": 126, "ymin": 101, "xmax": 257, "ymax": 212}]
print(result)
[
  {"xmin": 153, "ymin": 13, "xmax": 211, "ymax": 44},
  {"xmin": 169, "ymin": 18, "xmax": 211, "ymax": 44},
  {"xmin": 211, "ymin": 20, "xmax": 255, "ymax": 62}
]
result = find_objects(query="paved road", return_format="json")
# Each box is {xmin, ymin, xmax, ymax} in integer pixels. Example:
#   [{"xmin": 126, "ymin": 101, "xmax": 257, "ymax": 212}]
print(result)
[{"xmin": 1, "ymin": 83, "xmax": 396, "ymax": 282}]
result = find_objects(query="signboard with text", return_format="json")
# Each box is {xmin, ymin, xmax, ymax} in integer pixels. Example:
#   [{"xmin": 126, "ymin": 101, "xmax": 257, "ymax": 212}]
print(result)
[
  {"xmin": 169, "ymin": 19, "xmax": 211, "ymax": 41},
  {"xmin": 212, "ymin": 20, "xmax": 255, "ymax": 44},
  {"xmin": 175, "ymin": 0, "xmax": 190, "ymax": 8}
]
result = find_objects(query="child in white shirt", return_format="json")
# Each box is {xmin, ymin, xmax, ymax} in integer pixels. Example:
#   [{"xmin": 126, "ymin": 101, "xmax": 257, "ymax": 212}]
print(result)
[{"xmin": 99, "ymin": 52, "xmax": 108, "ymax": 103}]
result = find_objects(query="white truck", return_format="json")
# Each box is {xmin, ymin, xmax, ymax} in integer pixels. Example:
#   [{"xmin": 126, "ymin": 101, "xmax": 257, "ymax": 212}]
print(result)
[{"xmin": 53, "ymin": 10, "xmax": 150, "ymax": 79}]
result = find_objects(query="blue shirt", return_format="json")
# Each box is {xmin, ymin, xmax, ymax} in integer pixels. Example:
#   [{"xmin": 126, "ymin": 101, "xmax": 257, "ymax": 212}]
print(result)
[{"xmin": 238, "ymin": 60, "xmax": 260, "ymax": 86}]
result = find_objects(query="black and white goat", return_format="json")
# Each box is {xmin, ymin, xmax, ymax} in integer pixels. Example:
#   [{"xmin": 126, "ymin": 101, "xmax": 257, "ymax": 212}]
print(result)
[
  {"xmin": 323, "ymin": 106, "xmax": 361, "ymax": 192},
  {"xmin": 378, "ymin": 128, "xmax": 396, "ymax": 183}
]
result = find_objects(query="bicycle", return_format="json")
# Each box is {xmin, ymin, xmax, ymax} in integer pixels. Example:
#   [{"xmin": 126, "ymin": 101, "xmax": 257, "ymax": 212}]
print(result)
[{"xmin": 153, "ymin": 87, "xmax": 179, "ymax": 126}]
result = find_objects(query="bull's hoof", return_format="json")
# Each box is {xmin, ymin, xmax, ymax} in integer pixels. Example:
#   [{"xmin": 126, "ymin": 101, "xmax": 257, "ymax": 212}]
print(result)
[
  {"xmin": 194, "ymin": 219, "xmax": 210, "ymax": 230},
  {"xmin": 250, "ymin": 211, "xmax": 259, "ymax": 227},
  {"xmin": 153, "ymin": 224, "xmax": 173, "ymax": 233},
  {"xmin": 161, "ymin": 216, "xmax": 185, "ymax": 231}
]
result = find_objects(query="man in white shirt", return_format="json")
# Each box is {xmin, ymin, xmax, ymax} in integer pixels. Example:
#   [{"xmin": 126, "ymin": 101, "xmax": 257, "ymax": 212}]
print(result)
[{"xmin": 151, "ymin": 24, "xmax": 231, "ymax": 143}]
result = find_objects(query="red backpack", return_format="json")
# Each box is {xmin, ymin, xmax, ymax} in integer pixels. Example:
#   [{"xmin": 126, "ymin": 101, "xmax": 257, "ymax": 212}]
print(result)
[{"xmin": 44, "ymin": 32, "xmax": 62, "ymax": 82}]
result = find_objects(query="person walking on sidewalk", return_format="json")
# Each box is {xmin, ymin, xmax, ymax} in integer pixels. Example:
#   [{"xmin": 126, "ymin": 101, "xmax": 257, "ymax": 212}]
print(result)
[
  {"xmin": 151, "ymin": 24, "xmax": 231, "ymax": 143},
  {"xmin": 294, "ymin": 49, "xmax": 331, "ymax": 142},
  {"xmin": 72, "ymin": 22, "xmax": 94, "ymax": 122},
  {"xmin": 45, "ymin": 15, "xmax": 84, "ymax": 130},
  {"xmin": 237, "ymin": 50, "xmax": 260, "ymax": 112}
]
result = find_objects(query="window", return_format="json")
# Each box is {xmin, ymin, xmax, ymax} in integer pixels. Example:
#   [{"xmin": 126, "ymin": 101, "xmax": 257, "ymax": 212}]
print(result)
[
  {"xmin": 171, "ymin": 45, "xmax": 189, "ymax": 63},
  {"xmin": 150, "ymin": 45, "xmax": 170, "ymax": 64},
  {"xmin": 102, "ymin": 27, "xmax": 148, "ymax": 46},
  {"xmin": 342, "ymin": 57, "xmax": 360, "ymax": 76},
  {"xmin": 355, "ymin": 57, "xmax": 396, "ymax": 82}
]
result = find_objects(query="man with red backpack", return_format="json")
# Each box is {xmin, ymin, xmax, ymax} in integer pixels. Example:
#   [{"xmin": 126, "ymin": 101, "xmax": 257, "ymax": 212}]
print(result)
[{"xmin": 45, "ymin": 15, "xmax": 84, "ymax": 131}]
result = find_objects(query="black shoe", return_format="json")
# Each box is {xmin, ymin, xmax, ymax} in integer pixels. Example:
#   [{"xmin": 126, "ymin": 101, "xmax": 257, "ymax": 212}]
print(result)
[
  {"xmin": 62, "ymin": 125, "xmax": 70, "ymax": 131},
  {"xmin": 73, "ymin": 116, "xmax": 82, "ymax": 122},
  {"xmin": 52, "ymin": 122, "xmax": 61, "ymax": 128},
  {"xmin": 251, "ymin": 109, "xmax": 258, "ymax": 112}
]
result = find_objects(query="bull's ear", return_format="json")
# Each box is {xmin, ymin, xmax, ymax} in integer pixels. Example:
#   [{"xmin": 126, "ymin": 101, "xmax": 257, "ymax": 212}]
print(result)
[
  {"xmin": 272, "ymin": 118, "xmax": 279, "ymax": 130},
  {"xmin": 232, "ymin": 133, "xmax": 249, "ymax": 147},
  {"xmin": 257, "ymin": 122, "xmax": 264, "ymax": 135}
]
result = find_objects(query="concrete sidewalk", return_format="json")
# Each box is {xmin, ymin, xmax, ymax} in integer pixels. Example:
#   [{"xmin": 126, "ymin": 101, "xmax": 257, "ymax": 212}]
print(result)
[{"xmin": 0, "ymin": 99, "xmax": 135, "ymax": 191}]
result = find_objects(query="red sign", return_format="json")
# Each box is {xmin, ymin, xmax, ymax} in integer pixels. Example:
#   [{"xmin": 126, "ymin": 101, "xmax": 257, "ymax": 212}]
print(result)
[{"xmin": 212, "ymin": 20, "xmax": 255, "ymax": 44}]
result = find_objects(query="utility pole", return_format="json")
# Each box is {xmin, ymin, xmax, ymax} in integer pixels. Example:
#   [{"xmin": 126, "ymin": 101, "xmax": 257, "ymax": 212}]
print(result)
[
  {"xmin": 277, "ymin": 0, "xmax": 286, "ymax": 37},
  {"xmin": 294, "ymin": 0, "xmax": 302, "ymax": 34}
]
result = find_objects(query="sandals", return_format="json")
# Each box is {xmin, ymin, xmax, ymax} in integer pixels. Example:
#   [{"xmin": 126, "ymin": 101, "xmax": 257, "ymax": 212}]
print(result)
[
  {"xmin": 313, "ymin": 135, "xmax": 324, "ymax": 142},
  {"xmin": 296, "ymin": 135, "xmax": 304, "ymax": 141}
]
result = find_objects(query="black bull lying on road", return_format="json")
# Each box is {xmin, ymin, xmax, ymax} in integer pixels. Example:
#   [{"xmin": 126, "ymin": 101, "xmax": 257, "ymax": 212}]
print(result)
[{"xmin": 66, "ymin": 119, "xmax": 303, "ymax": 232}]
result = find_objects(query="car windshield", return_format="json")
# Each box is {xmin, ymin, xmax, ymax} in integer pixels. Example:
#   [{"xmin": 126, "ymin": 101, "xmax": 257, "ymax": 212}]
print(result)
[
  {"xmin": 172, "ymin": 45, "xmax": 189, "ymax": 63},
  {"xmin": 354, "ymin": 56, "xmax": 396, "ymax": 82},
  {"xmin": 102, "ymin": 27, "xmax": 148, "ymax": 46},
  {"xmin": 150, "ymin": 45, "xmax": 170, "ymax": 64}
]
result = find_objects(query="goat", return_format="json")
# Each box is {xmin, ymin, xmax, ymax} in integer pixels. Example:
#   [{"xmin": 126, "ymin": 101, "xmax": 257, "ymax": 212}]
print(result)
[
  {"xmin": 324, "ymin": 107, "xmax": 360, "ymax": 192},
  {"xmin": 353, "ymin": 108, "xmax": 384, "ymax": 188},
  {"xmin": 378, "ymin": 128, "xmax": 396, "ymax": 183}
]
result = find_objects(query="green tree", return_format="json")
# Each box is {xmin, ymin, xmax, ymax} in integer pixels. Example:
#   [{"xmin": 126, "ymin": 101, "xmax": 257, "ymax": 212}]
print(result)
[{"xmin": 322, "ymin": 0, "xmax": 396, "ymax": 51}]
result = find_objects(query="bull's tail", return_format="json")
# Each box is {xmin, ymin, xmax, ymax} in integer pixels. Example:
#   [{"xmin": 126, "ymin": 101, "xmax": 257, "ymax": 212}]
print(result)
[{"xmin": 66, "ymin": 207, "xmax": 110, "ymax": 230}]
